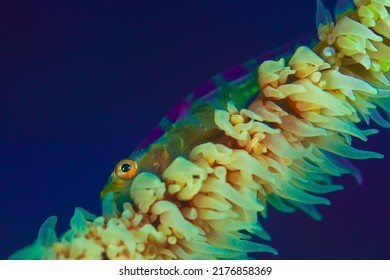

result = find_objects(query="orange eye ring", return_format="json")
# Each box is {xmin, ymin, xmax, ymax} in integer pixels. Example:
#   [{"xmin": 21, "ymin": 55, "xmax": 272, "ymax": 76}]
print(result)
[{"xmin": 115, "ymin": 159, "xmax": 137, "ymax": 180}]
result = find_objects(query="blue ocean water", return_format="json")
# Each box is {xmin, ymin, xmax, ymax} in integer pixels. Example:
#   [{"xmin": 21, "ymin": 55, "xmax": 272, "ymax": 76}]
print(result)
[{"xmin": 1, "ymin": 0, "xmax": 389, "ymax": 259}]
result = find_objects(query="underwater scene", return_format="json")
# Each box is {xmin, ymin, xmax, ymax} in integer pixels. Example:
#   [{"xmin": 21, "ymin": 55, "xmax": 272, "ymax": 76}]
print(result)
[{"xmin": 1, "ymin": 0, "xmax": 390, "ymax": 259}]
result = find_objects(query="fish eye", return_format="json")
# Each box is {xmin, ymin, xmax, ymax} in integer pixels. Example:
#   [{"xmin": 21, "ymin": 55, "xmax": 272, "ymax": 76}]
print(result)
[
  {"xmin": 115, "ymin": 159, "xmax": 137, "ymax": 180},
  {"xmin": 121, "ymin": 163, "xmax": 131, "ymax": 172}
]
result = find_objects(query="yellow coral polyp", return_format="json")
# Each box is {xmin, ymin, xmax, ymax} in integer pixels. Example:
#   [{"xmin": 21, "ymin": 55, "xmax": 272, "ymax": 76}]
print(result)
[
  {"xmin": 258, "ymin": 58, "xmax": 295, "ymax": 88},
  {"xmin": 288, "ymin": 46, "xmax": 331, "ymax": 78},
  {"xmin": 162, "ymin": 156, "xmax": 206, "ymax": 201},
  {"xmin": 130, "ymin": 173, "xmax": 166, "ymax": 213}
]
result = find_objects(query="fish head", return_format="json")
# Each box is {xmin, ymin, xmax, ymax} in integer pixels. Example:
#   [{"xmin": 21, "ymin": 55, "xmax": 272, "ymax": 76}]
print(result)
[{"xmin": 100, "ymin": 158, "xmax": 137, "ymax": 199}]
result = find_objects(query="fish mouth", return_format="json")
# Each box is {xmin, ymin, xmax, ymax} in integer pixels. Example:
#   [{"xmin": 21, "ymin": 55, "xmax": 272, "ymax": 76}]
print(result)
[
  {"xmin": 100, "ymin": 186, "xmax": 114, "ymax": 199},
  {"xmin": 100, "ymin": 175, "xmax": 132, "ymax": 199}
]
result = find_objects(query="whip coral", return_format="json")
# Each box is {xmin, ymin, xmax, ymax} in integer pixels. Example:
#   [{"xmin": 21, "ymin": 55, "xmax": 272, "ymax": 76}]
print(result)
[{"xmin": 10, "ymin": 0, "xmax": 390, "ymax": 259}]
